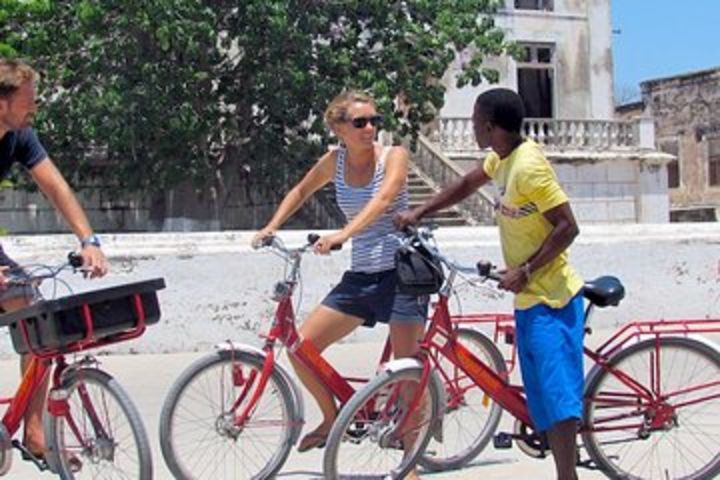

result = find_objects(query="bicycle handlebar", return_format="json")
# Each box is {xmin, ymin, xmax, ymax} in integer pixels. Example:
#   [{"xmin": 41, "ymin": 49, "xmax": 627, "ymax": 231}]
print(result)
[
  {"xmin": 400, "ymin": 225, "xmax": 500, "ymax": 282},
  {"xmin": 476, "ymin": 260, "xmax": 503, "ymax": 283},
  {"xmin": 3, "ymin": 252, "xmax": 85, "ymax": 288},
  {"xmin": 257, "ymin": 233, "xmax": 342, "ymax": 255},
  {"xmin": 306, "ymin": 233, "xmax": 342, "ymax": 251}
]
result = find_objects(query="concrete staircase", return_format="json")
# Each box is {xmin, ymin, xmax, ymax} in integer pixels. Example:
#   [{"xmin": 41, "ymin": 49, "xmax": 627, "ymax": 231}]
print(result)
[{"xmin": 407, "ymin": 169, "xmax": 471, "ymax": 227}]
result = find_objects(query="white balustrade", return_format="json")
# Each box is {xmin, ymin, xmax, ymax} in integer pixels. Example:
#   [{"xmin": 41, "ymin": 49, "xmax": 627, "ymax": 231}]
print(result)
[{"xmin": 434, "ymin": 117, "xmax": 642, "ymax": 152}]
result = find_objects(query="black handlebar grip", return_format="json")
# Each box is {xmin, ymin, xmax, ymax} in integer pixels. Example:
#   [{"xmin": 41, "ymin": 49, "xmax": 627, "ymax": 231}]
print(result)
[
  {"xmin": 261, "ymin": 235, "xmax": 275, "ymax": 247},
  {"xmin": 476, "ymin": 260, "xmax": 502, "ymax": 282},
  {"xmin": 307, "ymin": 233, "xmax": 343, "ymax": 251},
  {"xmin": 68, "ymin": 252, "xmax": 84, "ymax": 268}
]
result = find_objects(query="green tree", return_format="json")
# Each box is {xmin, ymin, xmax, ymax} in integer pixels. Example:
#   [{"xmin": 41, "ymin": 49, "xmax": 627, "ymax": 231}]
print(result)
[{"xmin": 1, "ymin": 0, "xmax": 507, "ymax": 227}]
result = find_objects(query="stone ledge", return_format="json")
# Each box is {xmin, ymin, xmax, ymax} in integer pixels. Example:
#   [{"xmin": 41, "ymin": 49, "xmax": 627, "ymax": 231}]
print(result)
[{"xmin": 1, "ymin": 223, "xmax": 718, "ymax": 260}]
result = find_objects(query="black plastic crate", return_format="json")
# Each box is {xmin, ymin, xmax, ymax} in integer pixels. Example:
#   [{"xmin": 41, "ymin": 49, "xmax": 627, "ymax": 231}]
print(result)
[{"xmin": 0, "ymin": 278, "xmax": 165, "ymax": 355}]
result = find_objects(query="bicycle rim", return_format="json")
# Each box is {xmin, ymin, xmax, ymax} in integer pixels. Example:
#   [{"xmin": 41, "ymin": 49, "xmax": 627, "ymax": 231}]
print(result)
[
  {"xmin": 45, "ymin": 368, "xmax": 152, "ymax": 480},
  {"xmin": 324, "ymin": 366, "xmax": 439, "ymax": 479},
  {"xmin": 582, "ymin": 336, "xmax": 720, "ymax": 480},
  {"xmin": 159, "ymin": 351, "xmax": 296, "ymax": 480},
  {"xmin": 420, "ymin": 328, "xmax": 505, "ymax": 471}
]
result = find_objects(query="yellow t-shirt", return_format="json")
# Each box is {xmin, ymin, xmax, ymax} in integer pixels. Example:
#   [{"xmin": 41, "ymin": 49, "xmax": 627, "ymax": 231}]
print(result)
[{"xmin": 483, "ymin": 139, "xmax": 583, "ymax": 310}]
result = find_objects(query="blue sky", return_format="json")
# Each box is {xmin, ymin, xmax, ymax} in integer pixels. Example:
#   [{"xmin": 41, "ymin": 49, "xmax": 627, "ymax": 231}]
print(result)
[{"xmin": 612, "ymin": 0, "xmax": 720, "ymax": 102}]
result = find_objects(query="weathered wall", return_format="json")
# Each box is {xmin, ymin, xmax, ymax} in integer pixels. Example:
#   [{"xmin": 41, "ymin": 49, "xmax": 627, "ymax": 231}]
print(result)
[
  {"xmin": 441, "ymin": 0, "xmax": 614, "ymax": 119},
  {"xmin": 642, "ymin": 68, "xmax": 720, "ymax": 209},
  {"xmin": 451, "ymin": 150, "xmax": 672, "ymax": 223},
  {"xmin": 0, "ymin": 180, "xmax": 339, "ymax": 234},
  {"xmin": 0, "ymin": 225, "xmax": 717, "ymax": 358}
]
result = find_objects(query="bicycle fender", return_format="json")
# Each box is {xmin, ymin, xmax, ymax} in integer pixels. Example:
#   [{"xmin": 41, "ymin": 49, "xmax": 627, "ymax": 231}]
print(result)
[
  {"xmin": 213, "ymin": 342, "xmax": 305, "ymax": 445},
  {"xmin": 377, "ymin": 358, "xmax": 447, "ymax": 442},
  {"xmin": 0, "ymin": 424, "xmax": 12, "ymax": 476},
  {"xmin": 665, "ymin": 333, "xmax": 720, "ymax": 352},
  {"xmin": 377, "ymin": 357, "xmax": 424, "ymax": 373}
]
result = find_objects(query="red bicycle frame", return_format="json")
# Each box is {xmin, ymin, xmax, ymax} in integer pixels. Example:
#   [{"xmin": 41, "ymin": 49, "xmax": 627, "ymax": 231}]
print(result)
[
  {"xmin": 231, "ymin": 280, "xmax": 395, "ymax": 429},
  {"xmin": 417, "ymin": 295, "xmax": 720, "ymax": 436},
  {"xmin": 0, "ymin": 293, "xmax": 150, "ymax": 461}
]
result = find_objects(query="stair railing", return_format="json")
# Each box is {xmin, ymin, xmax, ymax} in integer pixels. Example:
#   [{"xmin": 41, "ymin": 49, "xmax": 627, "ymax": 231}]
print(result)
[{"xmin": 409, "ymin": 134, "xmax": 495, "ymax": 225}]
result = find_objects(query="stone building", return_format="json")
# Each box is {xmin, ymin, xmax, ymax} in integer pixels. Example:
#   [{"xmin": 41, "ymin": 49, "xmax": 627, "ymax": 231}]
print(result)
[
  {"xmin": 442, "ymin": 0, "xmax": 614, "ymax": 120},
  {"xmin": 640, "ymin": 67, "xmax": 720, "ymax": 221},
  {"xmin": 427, "ymin": 0, "xmax": 671, "ymax": 225}
]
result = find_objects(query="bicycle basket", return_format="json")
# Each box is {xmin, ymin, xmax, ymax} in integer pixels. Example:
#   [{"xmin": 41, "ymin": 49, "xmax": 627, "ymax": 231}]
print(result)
[
  {"xmin": 0, "ymin": 278, "xmax": 165, "ymax": 355},
  {"xmin": 395, "ymin": 242, "xmax": 444, "ymax": 295}
]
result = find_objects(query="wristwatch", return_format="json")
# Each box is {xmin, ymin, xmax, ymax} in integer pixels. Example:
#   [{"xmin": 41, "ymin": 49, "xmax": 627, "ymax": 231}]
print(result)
[{"xmin": 80, "ymin": 234, "xmax": 102, "ymax": 249}]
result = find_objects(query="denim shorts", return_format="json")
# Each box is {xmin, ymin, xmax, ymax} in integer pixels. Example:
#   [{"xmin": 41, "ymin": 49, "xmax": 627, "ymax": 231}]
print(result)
[
  {"xmin": 514, "ymin": 293, "xmax": 585, "ymax": 432},
  {"xmin": 321, "ymin": 269, "xmax": 429, "ymax": 327}
]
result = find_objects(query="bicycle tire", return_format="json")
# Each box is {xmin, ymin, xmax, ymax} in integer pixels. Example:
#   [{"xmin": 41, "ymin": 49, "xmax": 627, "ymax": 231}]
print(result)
[
  {"xmin": 44, "ymin": 367, "xmax": 152, "ymax": 480},
  {"xmin": 323, "ymin": 360, "xmax": 442, "ymax": 479},
  {"xmin": 582, "ymin": 336, "xmax": 720, "ymax": 480},
  {"xmin": 419, "ymin": 327, "xmax": 506, "ymax": 471},
  {"xmin": 159, "ymin": 350, "xmax": 297, "ymax": 480}
]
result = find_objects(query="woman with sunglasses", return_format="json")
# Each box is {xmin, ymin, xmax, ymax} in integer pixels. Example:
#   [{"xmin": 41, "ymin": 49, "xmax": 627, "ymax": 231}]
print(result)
[{"xmin": 252, "ymin": 91, "xmax": 427, "ymax": 472}]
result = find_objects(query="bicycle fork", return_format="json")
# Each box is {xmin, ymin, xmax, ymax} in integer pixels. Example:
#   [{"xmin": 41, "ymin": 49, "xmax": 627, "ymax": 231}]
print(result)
[{"xmin": 47, "ymin": 381, "xmax": 114, "ymax": 465}]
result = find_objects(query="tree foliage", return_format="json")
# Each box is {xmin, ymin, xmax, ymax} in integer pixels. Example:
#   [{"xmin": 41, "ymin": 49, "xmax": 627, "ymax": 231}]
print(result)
[{"xmin": 1, "ymin": 0, "xmax": 507, "ymax": 200}]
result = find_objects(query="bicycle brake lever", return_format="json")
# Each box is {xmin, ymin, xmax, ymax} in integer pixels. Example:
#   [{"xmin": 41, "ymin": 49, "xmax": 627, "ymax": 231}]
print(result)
[{"xmin": 68, "ymin": 252, "xmax": 84, "ymax": 268}]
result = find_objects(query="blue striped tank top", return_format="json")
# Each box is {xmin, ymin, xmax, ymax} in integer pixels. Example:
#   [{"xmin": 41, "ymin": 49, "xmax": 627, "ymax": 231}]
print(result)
[{"xmin": 334, "ymin": 146, "xmax": 408, "ymax": 273}]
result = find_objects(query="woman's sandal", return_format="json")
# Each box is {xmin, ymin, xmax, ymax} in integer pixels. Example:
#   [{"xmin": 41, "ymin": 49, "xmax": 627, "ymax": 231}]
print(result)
[{"xmin": 297, "ymin": 429, "xmax": 329, "ymax": 452}]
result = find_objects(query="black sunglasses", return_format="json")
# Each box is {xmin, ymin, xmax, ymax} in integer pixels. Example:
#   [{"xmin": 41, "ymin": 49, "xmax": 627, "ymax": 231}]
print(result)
[{"xmin": 350, "ymin": 114, "xmax": 383, "ymax": 129}]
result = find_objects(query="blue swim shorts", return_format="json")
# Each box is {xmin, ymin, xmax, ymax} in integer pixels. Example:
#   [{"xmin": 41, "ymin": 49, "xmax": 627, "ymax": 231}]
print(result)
[
  {"xmin": 321, "ymin": 269, "xmax": 429, "ymax": 327},
  {"xmin": 514, "ymin": 292, "xmax": 585, "ymax": 432}
]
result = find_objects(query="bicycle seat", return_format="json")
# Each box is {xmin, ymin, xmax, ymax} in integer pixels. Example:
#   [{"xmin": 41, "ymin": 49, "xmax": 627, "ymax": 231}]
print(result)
[{"xmin": 583, "ymin": 276, "xmax": 624, "ymax": 307}]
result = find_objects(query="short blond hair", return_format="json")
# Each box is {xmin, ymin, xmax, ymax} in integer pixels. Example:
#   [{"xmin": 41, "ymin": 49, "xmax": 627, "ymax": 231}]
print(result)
[
  {"xmin": 0, "ymin": 59, "xmax": 38, "ymax": 98},
  {"xmin": 324, "ymin": 90, "xmax": 375, "ymax": 128}
]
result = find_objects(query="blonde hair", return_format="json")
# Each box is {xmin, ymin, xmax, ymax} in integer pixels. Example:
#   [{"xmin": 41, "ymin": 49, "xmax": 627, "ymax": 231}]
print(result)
[
  {"xmin": 0, "ymin": 59, "xmax": 38, "ymax": 98},
  {"xmin": 324, "ymin": 90, "xmax": 375, "ymax": 128}
]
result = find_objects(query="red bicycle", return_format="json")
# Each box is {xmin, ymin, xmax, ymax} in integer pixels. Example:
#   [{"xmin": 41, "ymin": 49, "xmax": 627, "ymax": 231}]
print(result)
[
  {"xmin": 0, "ymin": 253, "xmax": 164, "ymax": 479},
  {"xmin": 158, "ymin": 233, "xmax": 495, "ymax": 479},
  {"xmin": 323, "ymin": 226, "xmax": 720, "ymax": 480}
]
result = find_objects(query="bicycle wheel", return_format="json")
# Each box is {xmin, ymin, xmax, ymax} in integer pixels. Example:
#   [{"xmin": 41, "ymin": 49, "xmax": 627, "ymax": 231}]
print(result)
[
  {"xmin": 159, "ymin": 350, "xmax": 298, "ymax": 480},
  {"xmin": 582, "ymin": 336, "xmax": 720, "ymax": 480},
  {"xmin": 419, "ymin": 328, "xmax": 506, "ymax": 471},
  {"xmin": 44, "ymin": 367, "xmax": 152, "ymax": 480},
  {"xmin": 323, "ymin": 361, "xmax": 442, "ymax": 479}
]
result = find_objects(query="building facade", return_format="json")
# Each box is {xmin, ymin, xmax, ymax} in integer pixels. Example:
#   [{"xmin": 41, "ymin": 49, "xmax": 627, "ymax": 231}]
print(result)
[
  {"xmin": 640, "ymin": 67, "xmax": 720, "ymax": 220},
  {"xmin": 426, "ymin": 0, "xmax": 672, "ymax": 225},
  {"xmin": 441, "ymin": 0, "xmax": 614, "ymax": 120}
]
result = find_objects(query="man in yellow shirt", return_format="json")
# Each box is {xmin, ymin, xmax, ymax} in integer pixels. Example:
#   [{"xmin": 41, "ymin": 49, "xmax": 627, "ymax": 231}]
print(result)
[{"xmin": 395, "ymin": 88, "xmax": 583, "ymax": 480}]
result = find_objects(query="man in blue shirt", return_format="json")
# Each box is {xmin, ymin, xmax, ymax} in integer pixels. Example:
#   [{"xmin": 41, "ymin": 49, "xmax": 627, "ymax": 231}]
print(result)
[{"xmin": 0, "ymin": 58, "xmax": 108, "ymax": 460}]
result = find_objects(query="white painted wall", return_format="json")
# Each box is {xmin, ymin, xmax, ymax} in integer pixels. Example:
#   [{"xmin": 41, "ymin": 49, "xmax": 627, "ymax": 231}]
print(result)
[
  {"xmin": 440, "ymin": 0, "xmax": 615, "ymax": 119},
  {"xmin": 0, "ymin": 225, "xmax": 718, "ymax": 358},
  {"xmin": 551, "ymin": 151, "xmax": 671, "ymax": 223},
  {"xmin": 452, "ymin": 149, "xmax": 673, "ymax": 223}
]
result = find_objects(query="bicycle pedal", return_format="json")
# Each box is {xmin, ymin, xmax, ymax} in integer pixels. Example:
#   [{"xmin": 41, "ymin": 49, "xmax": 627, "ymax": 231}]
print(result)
[
  {"xmin": 493, "ymin": 432, "xmax": 513, "ymax": 449},
  {"xmin": 11, "ymin": 440, "xmax": 48, "ymax": 471}
]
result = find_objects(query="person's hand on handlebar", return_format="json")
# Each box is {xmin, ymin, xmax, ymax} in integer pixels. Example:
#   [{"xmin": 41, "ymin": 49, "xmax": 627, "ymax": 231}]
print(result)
[
  {"xmin": 497, "ymin": 265, "xmax": 529, "ymax": 294},
  {"xmin": 393, "ymin": 208, "xmax": 422, "ymax": 231},
  {"xmin": 313, "ymin": 231, "xmax": 346, "ymax": 255},
  {"xmin": 80, "ymin": 245, "xmax": 109, "ymax": 279},
  {"xmin": 252, "ymin": 226, "xmax": 276, "ymax": 249}
]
